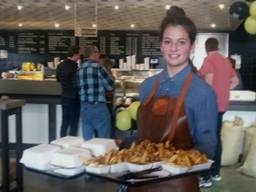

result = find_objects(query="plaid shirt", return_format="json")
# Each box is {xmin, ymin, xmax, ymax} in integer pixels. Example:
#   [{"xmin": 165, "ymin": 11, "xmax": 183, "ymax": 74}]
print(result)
[{"xmin": 77, "ymin": 59, "xmax": 114, "ymax": 103}]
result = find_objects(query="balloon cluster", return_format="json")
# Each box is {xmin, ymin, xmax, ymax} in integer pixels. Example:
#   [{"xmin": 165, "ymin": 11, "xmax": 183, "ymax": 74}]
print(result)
[
  {"xmin": 230, "ymin": 0, "xmax": 256, "ymax": 34},
  {"xmin": 115, "ymin": 98, "xmax": 140, "ymax": 131}
]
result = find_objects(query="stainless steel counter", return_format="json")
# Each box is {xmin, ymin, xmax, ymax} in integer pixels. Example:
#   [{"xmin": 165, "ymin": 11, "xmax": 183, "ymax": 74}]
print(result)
[{"xmin": 0, "ymin": 79, "xmax": 61, "ymax": 96}]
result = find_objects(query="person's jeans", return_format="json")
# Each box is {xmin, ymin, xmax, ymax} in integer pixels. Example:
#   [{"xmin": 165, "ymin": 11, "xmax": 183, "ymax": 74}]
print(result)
[
  {"xmin": 211, "ymin": 112, "xmax": 224, "ymax": 176},
  {"xmin": 201, "ymin": 112, "xmax": 224, "ymax": 180},
  {"xmin": 81, "ymin": 102, "xmax": 111, "ymax": 140},
  {"xmin": 60, "ymin": 97, "xmax": 80, "ymax": 137}
]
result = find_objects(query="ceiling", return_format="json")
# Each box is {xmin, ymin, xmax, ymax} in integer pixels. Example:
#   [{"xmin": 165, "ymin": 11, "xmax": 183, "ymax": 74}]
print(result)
[{"xmin": 0, "ymin": 0, "xmax": 244, "ymax": 31}]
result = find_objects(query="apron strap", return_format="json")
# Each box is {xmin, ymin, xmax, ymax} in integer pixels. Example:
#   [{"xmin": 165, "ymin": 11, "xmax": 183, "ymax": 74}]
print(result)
[
  {"xmin": 142, "ymin": 78, "xmax": 160, "ymax": 106},
  {"xmin": 161, "ymin": 72, "xmax": 193, "ymax": 142}
]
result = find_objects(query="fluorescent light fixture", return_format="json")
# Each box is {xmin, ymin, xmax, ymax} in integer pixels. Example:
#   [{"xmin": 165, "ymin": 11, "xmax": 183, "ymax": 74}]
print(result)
[
  {"xmin": 65, "ymin": 5, "xmax": 71, "ymax": 10},
  {"xmin": 165, "ymin": 5, "xmax": 171, "ymax": 10},
  {"xmin": 218, "ymin": 4, "xmax": 225, "ymax": 10},
  {"xmin": 55, "ymin": 23, "xmax": 60, "ymax": 28},
  {"xmin": 17, "ymin": 5, "xmax": 23, "ymax": 11},
  {"xmin": 130, "ymin": 24, "xmax": 135, "ymax": 28},
  {"xmin": 211, "ymin": 23, "xmax": 216, "ymax": 28}
]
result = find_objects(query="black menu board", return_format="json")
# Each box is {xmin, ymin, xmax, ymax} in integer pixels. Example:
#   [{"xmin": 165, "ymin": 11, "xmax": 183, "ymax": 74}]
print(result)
[
  {"xmin": 109, "ymin": 33, "xmax": 125, "ymax": 55},
  {"xmin": 47, "ymin": 31, "xmax": 75, "ymax": 54},
  {"xmin": 0, "ymin": 32, "xmax": 16, "ymax": 53},
  {"xmin": 141, "ymin": 32, "xmax": 160, "ymax": 57},
  {"xmin": 125, "ymin": 33, "xmax": 139, "ymax": 56},
  {"xmin": 16, "ymin": 31, "xmax": 46, "ymax": 54},
  {"xmin": 78, "ymin": 37, "xmax": 98, "ymax": 51}
]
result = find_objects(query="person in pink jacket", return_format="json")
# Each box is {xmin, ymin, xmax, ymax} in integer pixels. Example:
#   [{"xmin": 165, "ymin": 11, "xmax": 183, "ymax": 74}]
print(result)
[{"xmin": 198, "ymin": 37, "xmax": 239, "ymax": 187}]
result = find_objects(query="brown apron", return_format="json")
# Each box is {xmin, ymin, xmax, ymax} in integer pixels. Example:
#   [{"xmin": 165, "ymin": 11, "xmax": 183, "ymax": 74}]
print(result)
[{"xmin": 128, "ymin": 72, "xmax": 200, "ymax": 192}]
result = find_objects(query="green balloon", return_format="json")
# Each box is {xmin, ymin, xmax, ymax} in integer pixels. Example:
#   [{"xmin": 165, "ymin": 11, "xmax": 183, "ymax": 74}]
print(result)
[
  {"xmin": 250, "ymin": 1, "xmax": 256, "ymax": 19},
  {"xmin": 127, "ymin": 101, "xmax": 140, "ymax": 120},
  {"xmin": 115, "ymin": 110, "xmax": 131, "ymax": 131},
  {"xmin": 244, "ymin": 16, "xmax": 256, "ymax": 34}
]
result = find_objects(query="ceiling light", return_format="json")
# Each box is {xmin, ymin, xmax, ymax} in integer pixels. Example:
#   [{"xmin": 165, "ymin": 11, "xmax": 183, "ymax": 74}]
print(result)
[
  {"xmin": 92, "ymin": 24, "xmax": 97, "ymax": 28},
  {"xmin": 165, "ymin": 5, "xmax": 171, "ymax": 10},
  {"xmin": 211, "ymin": 23, "xmax": 216, "ymax": 28},
  {"xmin": 65, "ymin": 5, "xmax": 71, "ymax": 10},
  {"xmin": 18, "ymin": 23, "xmax": 23, "ymax": 27},
  {"xmin": 17, "ymin": 5, "xmax": 23, "ymax": 11},
  {"xmin": 55, "ymin": 23, "xmax": 60, "ymax": 28},
  {"xmin": 218, "ymin": 4, "xmax": 225, "ymax": 10},
  {"xmin": 130, "ymin": 24, "xmax": 135, "ymax": 28},
  {"xmin": 114, "ymin": 5, "xmax": 119, "ymax": 10}
]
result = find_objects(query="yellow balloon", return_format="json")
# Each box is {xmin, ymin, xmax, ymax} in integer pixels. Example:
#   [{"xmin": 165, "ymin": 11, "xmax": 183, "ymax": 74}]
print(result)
[
  {"xmin": 250, "ymin": 1, "xmax": 256, "ymax": 19},
  {"xmin": 115, "ymin": 110, "xmax": 132, "ymax": 131},
  {"xmin": 127, "ymin": 101, "xmax": 140, "ymax": 120},
  {"xmin": 244, "ymin": 16, "xmax": 256, "ymax": 34}
]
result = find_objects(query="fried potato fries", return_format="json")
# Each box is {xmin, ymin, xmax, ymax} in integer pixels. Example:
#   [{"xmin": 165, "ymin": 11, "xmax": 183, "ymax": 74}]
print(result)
[
  {"xmin": 166, "ymin": 149, "xmax": 208, "ymax": 168},
  {"xmin": 83, "ymin": 139, "xmax": 208, "ymax": 167}
]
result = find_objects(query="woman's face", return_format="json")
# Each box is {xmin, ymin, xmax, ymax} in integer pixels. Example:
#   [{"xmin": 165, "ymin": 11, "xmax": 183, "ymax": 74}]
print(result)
[{"xmin": 160, "ymin": 25, "xmax": 194, "ymax": 73}]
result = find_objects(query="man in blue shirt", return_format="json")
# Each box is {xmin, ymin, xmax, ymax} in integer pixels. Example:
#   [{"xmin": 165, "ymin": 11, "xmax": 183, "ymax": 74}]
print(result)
[{"xmin": 77, "ymin": 45, "xmax": 114, "ymax": 140}]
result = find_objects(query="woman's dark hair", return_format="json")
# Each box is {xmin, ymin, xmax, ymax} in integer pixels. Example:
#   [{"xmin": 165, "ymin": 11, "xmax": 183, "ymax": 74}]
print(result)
[
  {"xmin": 166, "ymin": 6, "xmax": 186, "ymax": 17},
  {"xmin": 160, "ymin": 7, "xmax": 197, "ymax": 44},
  {"xmin": 205, "ymin": 37, "xmax": 219, "ymax": 52}
]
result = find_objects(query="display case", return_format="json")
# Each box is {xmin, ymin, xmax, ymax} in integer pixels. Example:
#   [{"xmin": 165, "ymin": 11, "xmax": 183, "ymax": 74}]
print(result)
[{"xmin": 112, "ymin": 69, "xmax": 162, "ymax": 137}]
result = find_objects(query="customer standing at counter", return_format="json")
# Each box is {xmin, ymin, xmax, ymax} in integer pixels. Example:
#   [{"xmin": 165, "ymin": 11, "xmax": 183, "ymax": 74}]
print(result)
[
  {"xmin": 118, "ymin": 7, "xmax": 218, "ymax": 192},
  {"xmin": 56, "ymin": 45, "xmax": 81, "ymax": 137},
  {"xmin": 77, "ymin": 45, "xmax": 114, "ymax": 140},
  {"xmin": 198, "ymin": 38, "xmax": 239, "ymax": 186}
]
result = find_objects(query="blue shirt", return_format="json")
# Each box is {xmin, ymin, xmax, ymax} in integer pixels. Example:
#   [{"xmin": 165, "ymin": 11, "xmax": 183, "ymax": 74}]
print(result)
[
  {"xmin": 139, "ymin": 66, "xmax": 218, "ymax": 159},
  {"xmin": 77, "ymin": 59, "xmax": 114, "ymax": 103}
]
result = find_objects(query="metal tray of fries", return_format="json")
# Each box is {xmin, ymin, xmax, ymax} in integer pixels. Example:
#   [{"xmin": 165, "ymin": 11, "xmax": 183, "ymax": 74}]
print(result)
[{"xmin": 83, "ymin": 140, "xmax": 213, "ymax": 186}]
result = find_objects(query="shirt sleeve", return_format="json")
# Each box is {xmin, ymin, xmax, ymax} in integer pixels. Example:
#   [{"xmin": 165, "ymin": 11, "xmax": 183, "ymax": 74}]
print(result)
[
  {"xmin": 99, "ymin": 66, "xmax": 114, "ymax": 91},
  {"xmin": 191, "ymin": 90, "xmax": 218, "ymax": 159}
]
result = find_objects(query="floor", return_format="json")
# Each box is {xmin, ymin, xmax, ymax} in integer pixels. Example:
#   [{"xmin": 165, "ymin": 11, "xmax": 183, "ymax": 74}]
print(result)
[{"xmin": 22, "ymin": 165, "xmax": 256, "ymax": 192}]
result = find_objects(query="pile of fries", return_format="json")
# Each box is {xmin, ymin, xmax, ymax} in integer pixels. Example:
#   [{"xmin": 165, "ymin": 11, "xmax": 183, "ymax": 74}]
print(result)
[
  {"xmin": 166, "ymin": 149, "xmax": 208, "ymax": 168},
  {"xmin": 83, "ymin": 140, "xmax": 208, "ymax": 167}
]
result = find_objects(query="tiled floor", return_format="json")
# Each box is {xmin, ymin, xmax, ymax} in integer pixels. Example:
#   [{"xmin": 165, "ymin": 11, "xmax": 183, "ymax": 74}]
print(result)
[{"xmin": 23, "ymin": 165, "xmax": 256, "ymax": 192}]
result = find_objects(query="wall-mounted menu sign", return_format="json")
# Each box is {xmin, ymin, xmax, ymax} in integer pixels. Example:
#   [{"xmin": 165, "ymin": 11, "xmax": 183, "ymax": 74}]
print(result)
[
  {"xmin": 0, "ymin": 32, "xmax": 16, "ymax": 52},
  {"xmin": 98, "ymin": 31, "xmax": 160, "ymax": 64},
  {"xmin": 140, "ymin": 32, "xmax": 160, "ymax": 57},
  {"xmin": 47, "ymin": 31, "xmax": 75, "ymax": 54},
  {"xmin": 16, "ymin": 31, "xmax": 46, "ymax": 54},
  {"xmin": 0, "ymin": 30, "xmax": 161, "ymax": 62}
]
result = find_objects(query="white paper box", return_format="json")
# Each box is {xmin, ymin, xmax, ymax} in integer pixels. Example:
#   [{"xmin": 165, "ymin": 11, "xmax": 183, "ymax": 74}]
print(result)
[
  {"xmin": 52, "ymin": 166, "xmax": 85, "ymax": 176},
  {"xmin": 189, "ymin": 160, "xmax": 214, "ymax": 172},
  {"xmin": 85, "ymin": 165, "xmax": 111, "ymax": 174},
  {"xmin": 162, "ymin": 163, "xmax": 189, "ymax": 174},
  {"xmin": 20, "ymin": 144, "xmax": 61, "ymax": 170},
  {"xmin": 162, "ymin": 160, "xmax": 213, "ymax": 174},
  {"xmin": 50, "ymin": 147, "xmax": 92, "ymax": 168},
  {"xmin": 81, "ymin": 138, "xmax": 119, "ymax": 156},
  {"xmin": 50, "ymin": 136, "xmax": 84, "ymax": 149},
  {"xmin": 110, "ymin": 163, "xmax": 128, "ymax": 173},
  {"xmin": 127, "ymin": 162, "xmax": 162, "ymax": 172}
]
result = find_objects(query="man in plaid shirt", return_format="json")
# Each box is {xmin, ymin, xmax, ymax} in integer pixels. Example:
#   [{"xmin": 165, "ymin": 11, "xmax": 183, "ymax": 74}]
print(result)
[{"xmin": 77, "ymin": 45, "xmax": 114, "ymax": 140}]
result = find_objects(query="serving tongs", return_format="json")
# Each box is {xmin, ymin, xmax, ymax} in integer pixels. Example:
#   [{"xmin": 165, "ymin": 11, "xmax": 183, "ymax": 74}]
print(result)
[{"xmin": 118, "ymin": 166, "xmax": 162, "ymax": 180}]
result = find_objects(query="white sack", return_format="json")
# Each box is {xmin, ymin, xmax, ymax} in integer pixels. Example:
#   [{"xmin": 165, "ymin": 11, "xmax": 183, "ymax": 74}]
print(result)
[
  {"xmin": 239, "ymin": 134, "xmax": 256, "ymax": 177},
  {"xmin": 221, "ymin": 118, "xmax": 244, "ymax": 166}
]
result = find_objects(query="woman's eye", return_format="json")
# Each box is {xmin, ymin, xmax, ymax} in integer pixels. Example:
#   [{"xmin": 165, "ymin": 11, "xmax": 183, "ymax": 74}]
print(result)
[
  {"xmin": 163, "ymin": 40, "xmax": 171, "ymax": 44},
  {"xmin": 178, "ymin": 41, "xmax": 186, "ymax": 45}
]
